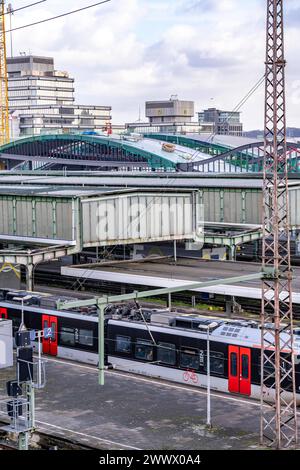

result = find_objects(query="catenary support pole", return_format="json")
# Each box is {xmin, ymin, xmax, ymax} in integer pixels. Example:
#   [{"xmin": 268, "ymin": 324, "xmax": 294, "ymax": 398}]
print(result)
[
  {"xmin": 174, "ymin": 240, "xmax": 177, "ymax": 263},
  {"xmin": 25, "ymin": 264, "xmax": 34, "ymax": 292},
  {"xmin": 206, "ymin": 327, "xmax": 211, "ymax": 428},
  {"xmin": 98, "ymin": 304, "xmax": 106, "ymax": 386}
]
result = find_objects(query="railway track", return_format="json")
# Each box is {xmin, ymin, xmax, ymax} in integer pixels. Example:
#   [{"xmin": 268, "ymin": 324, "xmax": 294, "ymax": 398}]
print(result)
[{"xmin": 0, "ymin": 422, "xmax": 100, "ymax": 450}]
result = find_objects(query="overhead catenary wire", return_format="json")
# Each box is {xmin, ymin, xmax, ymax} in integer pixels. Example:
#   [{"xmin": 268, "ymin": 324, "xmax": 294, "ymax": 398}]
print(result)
[
  {"xmin": 207, "ymin": 74, "xmax": 265, "ymax": 143},
  {"xmin": 5, "ymin": 0, "xmax": 112, "ymax": 33},
  {"xmin": 3, "ymin": 1, "xmax": 47, "ymax": 16}
]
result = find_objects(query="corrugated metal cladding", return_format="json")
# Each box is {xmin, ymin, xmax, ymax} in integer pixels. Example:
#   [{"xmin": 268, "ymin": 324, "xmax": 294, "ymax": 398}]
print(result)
[
  {"xmin": 0, "ymin": 196, "xmax": 73, "ymax": 241},
  {"xmin": 201, "ymin": 187, "xmax": 300, "ymax": 226},
  {"xmin": 201, "ymin": 189, "xmax": 262, "ymax": 224},
  {"xmin": 81, "ymin": 192, "xmax": 197, "ymax": 247}
]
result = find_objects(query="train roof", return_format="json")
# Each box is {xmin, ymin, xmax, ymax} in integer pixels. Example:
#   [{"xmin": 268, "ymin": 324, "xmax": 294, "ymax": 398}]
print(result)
[{"xmin": 2, "ymin": 288, "xmax": 299, "ymax": 352}]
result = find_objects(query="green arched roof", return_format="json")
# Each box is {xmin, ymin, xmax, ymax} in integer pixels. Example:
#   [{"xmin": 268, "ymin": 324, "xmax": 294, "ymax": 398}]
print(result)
[{"xmin": 0, "ymin": 134, "xmax": 189, "ymax": 169}]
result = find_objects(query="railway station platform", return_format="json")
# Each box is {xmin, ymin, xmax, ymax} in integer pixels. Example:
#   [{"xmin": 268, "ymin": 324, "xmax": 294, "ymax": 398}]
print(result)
[
  {"xmin": 0, "ymin": 357, "xmax": 261, "ymax": 450},
  {"xmin": 61, "ymin": 258, "xmax": 300, "ymax": 305}
]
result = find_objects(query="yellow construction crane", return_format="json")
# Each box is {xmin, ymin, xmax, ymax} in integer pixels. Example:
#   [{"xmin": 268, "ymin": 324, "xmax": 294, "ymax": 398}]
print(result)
[{"xmin": 0, "ymin": 0, "xmax": 9, "ymax": 145}]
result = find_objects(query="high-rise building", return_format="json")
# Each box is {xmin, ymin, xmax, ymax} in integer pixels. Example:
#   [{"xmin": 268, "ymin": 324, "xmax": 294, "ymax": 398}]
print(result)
[
  {"xmin": 198, "ymin": 108, "xmax": 243, "ymax": 136},
  {"xmin": 7, "ymin": 55, "xmax": 111, "ymax": 137}
]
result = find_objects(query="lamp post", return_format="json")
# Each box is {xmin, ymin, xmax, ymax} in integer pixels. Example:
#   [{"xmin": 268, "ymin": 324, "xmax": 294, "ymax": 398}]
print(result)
[{"xmin": 199, "ymin": 321, "xmax": 218, "ymax": 428}]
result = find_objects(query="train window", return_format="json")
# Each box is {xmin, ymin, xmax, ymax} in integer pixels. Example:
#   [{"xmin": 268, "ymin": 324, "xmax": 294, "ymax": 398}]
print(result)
[
  {"xmin": 157, "ymin": 342, "xmax": 176, "ymax": 366},
  {"xmin": 241, "ymin": 354, "xmax": 249, "ymax": 379},
  {"xmin": 51, "ymin": 321, "xmax": 56, "ymax": 341},
  {"xmin": 135, "ymin": 339, "xmax": 153, "ymax": 361},
  {"xmin": 180, "ymin": 347, "xmax": 200, "ymax": 370},
  {"xmin": 205, "ymin": 351, "xmax": 225, "ymax": 375},
  {"xmin": 60, "ymin": 327, "xmax": 75, "ymax": 346},
  {"xmin": 79, "ymin": 329, "xmax": 93, "ymax": 347},
  {"xmin": 260, "ymin": 363, "xmax": 275, "ymax": 377},
  {"xmin": 230, "ymin": 352, "xmax": 238, "ymax": 377},
  {"xmin": 116, "ymin": 335, "xmax": 131, "ymax": 354}
]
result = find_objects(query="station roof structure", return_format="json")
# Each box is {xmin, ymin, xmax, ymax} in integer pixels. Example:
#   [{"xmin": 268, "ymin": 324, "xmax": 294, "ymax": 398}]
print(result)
[
  {"xmin": 0, "ymin": 171, "xmax": 299, "ymax": 189},
  {"xmin": 0, "ymin": 133, "xmax": 210, "ymax": 172},
  {"xmin": 1, "ymin": 132, "xmax": 300, "ymax": 174},
  {"xmin": 144, "ymin": 133, "xmax": 300, "ymax": 173},
  {"xmin": 0, "ymin": 132, "xmax": 270, "ymax": 173}
]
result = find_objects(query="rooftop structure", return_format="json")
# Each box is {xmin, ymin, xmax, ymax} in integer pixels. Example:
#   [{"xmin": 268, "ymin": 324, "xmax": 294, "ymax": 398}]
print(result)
[
  {"xmin": 146, "ymin": 98, "xmax": 194, "ymax": 124},
  {"xmin": 126, "ymin": 97, "xmax": 207, "ymax": 135}
]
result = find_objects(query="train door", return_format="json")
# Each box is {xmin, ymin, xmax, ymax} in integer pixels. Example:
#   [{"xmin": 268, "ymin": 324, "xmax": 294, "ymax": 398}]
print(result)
[
  {"xmin": 42, "ymin": 315, "xmax": 58, "ymax": 356},
  {"xmin": 0, "ymin": 307, "xmax": 7, "ymax": 319},
  {"xmin": 228, "ymin": 345, "xmax": 251, "ymax": 396}
]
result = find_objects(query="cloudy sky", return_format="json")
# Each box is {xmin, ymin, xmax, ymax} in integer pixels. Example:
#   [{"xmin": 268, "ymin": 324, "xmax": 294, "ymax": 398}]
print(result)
[{"xmin": 8, "ymin": 0, "xmax": 300, "ymax": 130}]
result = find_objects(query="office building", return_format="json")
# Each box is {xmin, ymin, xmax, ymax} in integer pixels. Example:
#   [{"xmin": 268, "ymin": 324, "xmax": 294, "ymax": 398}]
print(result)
[
  {"xmin": 7, "ymin": 55, "xmax": 111, "ymax": 137},
  {"xmin": 198, "ymin": 108, "xmax": 243, "ymax": 136}
]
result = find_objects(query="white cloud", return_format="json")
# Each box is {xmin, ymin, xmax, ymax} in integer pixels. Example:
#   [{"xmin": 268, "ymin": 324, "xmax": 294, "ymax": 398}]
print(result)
[{"xmin": 7, "ymin": 0, "xmax": 300, "ymax": 130}]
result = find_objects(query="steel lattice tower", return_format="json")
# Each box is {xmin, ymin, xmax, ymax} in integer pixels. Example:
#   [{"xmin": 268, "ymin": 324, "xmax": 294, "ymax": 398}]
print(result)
[
  {"xmin": 0, "ymin": 0, "xmax": 9, "ymax": 145},
  {"xmin": 260, "ymin": 0, "xmax": 298, "ymax": 449}
]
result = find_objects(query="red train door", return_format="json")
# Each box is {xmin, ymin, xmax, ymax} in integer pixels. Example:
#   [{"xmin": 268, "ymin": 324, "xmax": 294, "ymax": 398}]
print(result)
[
  {"xmin": 42, "ymin": 315, "xmax": 58, "ymax": 356},
  {"xmin": 228, "ymin": 346, "xmax": 239, "ymax": 393},
  {"xmin": 239, "ymin": 347, "xmax": 251, "ymax": 395},
  {"xmin": 228, "ymin": 345, "xmax": 251, "ymax": 396},
  {"xmin": 0, "ymin": 307, "xmax": 7, "ymax": 319}
]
